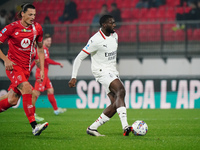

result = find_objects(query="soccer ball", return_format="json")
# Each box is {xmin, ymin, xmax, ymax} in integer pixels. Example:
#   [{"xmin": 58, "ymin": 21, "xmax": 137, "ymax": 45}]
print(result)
[{"xmin": 132, "ymin": 120, "xmax": 148, "ymax": 136}]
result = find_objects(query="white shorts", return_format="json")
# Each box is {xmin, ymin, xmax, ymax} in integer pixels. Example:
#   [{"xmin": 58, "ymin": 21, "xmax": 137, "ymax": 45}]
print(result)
[{"xmin": 95, "ymin": 70, "xmax": 119, "ymax": 94}]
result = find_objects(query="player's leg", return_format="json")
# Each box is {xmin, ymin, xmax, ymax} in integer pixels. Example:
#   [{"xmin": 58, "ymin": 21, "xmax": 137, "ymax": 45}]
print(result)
[
  {"xmin": 87, "ymin": 107, "xmax": 112, "ymax": 136},
  {"xmin": 87, "ymin": 93, "xmax": 117, "ymax": 136},
  {"xmin": 89, "ymin": 92, "xmax": 116, "ymax": 130},
  {"xmin": 47, "ymin": 87, "xmax": 66, "ymax": 115},
  {"xmin": 5, "ymin": 66, "xmax": 48, "ymax": 135},
  {"xmin": 17, "ymin": 81, "xmax": 48, "ymax": 135},
  {"xmin": 17, "ymin": 81, "xmax": 37, "ymax": 126},
  {"xmin": 87, "ymin": 72, "xmax": 122, "ymax": 136},
  {"xmin": 109, "ymin": 79, "xmax": 132, "ymax": 136},
  {"xmin": 0, "ymin": 90, "xmax": 19, "ymax": 112},
  {"xmin": 33, "ymin": 74, "xmax": 47, "ymax": 121},
  {"xmin": 32, "ymin": 89, "xmax": 44, "ymax": 122},
  {"xmin": 47, "ymin": 87, "xmax": 58, "ymax": 111},
  {"xmin": 32, "ymin": 89, "xmax": 41, "ymax": 107},
  {"xmin": 46, "ymin": 77, "xmax": 66, "ymax": 115},
  {"xmin": 33, "ymin": 76, "xmax": 47, "ymax": 121},
  {"xmin": 103, "ymin": 92, "xmax": 117, "ymax": 118},
  {"xmin": 0, "ymin": 93, "xmax": 8, "ymax": 101}
]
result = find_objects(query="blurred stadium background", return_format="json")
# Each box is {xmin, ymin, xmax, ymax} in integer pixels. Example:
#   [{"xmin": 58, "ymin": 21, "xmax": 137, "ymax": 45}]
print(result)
[{"xmin": 0, "ymin": 0, "xmax": 200, "ymax": 109}]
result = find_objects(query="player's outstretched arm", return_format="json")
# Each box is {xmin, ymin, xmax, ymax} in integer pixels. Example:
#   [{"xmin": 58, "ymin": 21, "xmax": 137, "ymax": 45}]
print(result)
[{"xmin": 45, "ymin": 58, "xmax": 63, "ymax": 68}]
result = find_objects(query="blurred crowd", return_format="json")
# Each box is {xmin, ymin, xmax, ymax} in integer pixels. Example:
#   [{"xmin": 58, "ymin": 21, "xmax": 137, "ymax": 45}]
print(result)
[
  {"xmin": 0, "ymin": 9, "xmax": 16, "ymax": 30},
  {"xmin": 173, "ymin": 0, "xmax": 200, "ymax": 30},
  {"xmin": 136, "ymin": 0, "xmax": 166, "ymax": 8},
  {"xmin": 1, "ymin": 0, "xmax": 200, "ymax": 35},
  {"xmin": 90, "ymin": 2, "xmax": 122, "ymax": 31}
]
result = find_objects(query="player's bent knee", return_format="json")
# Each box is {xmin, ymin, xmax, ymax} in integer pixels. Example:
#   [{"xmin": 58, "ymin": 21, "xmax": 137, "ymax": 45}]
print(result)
[
  {"xmin": 47, "ymin": 88, "xmax": 54, "ymax": 94},
  {"xmin": 32, "ymin": 90, "xmax": 40, "ymax": 97},
  {"xmin": 18, "ymin": 82, "xmax": 32, "ymax": 94},
  {"xmin": 8, "ymin": 96, "xmax": 19, "ymax": 106},
  {"xmin": 117, "ymin": 88, "xmax": 126, "ymax": 98}
]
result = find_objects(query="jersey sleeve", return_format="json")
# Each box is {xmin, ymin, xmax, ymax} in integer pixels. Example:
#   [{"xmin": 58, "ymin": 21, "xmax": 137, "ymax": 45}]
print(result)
[
  {"xmin": 36, "ymin": 23, "xmax": 43, "ymax": 43},
  {"xmin": 45, "ymin": 58, "xmax": 61, "ymax": 65},
  {"xmin": 0, "ymin": 24, "xmax": 13, "ymax": 43},
  {"xmin": 82, "ymin": 37, "xmax": 98, "ymax": 54},
  {"xmin": 72, "ymin": 51, "xmax": 88, "ymax": 78}
]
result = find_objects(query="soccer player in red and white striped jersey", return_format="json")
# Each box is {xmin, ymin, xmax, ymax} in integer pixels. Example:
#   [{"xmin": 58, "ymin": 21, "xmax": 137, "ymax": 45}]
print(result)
[
  {"xmin": 32, "ymin": 34, "xmax": 66, "ymax": 115},
  {"xmin": 0, "ymin": 3, "xmax": 48, "ymax": 136}
]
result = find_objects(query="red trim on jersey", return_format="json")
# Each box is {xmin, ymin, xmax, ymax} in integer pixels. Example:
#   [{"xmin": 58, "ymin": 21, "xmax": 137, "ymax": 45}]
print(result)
[
  {"xmin": 99, "ymin": 30, "xmax": 106, "ymax": 39},
  {"xmin": 82, "ymin": 49, "xmax": 90, "ymax": 55}
]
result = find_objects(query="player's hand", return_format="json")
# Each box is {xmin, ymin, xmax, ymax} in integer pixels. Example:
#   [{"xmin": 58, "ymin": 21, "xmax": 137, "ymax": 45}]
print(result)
[
  {"xmin": 68, "ymin": 78, "xmax": 77, "ymax": 88},
  {"xmin": 4, "ymin": 57, "xmax": 15, "ymax": 70},
  {"xmin": 40, "ymin": 70, "xmax": 44, "ymax": 82},
  {"xmin": 60, "ymin": 63, "xmax": 64, "ymax": 68}
]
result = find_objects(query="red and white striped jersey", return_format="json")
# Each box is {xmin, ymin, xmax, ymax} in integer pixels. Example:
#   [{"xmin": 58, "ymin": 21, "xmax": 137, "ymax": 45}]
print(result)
[{"xmin": 0, "ymin": 20, "xmax": 43, "ymax": 71}]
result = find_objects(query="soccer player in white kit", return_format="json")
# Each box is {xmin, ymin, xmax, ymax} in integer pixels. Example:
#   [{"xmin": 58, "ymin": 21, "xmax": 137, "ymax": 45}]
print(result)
[{"xmin": 68, "ymin": 15, "xmax": 132, "ymax": 136}]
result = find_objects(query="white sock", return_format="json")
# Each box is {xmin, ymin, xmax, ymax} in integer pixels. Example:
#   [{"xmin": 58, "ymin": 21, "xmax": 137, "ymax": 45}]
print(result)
[
  {"xmin": 117, "ymin": 107, "xmax": 129, "ymax": 129},
  {"xmin": 89, "ymin": 113, "xmax": 110, "ymax": 130}
]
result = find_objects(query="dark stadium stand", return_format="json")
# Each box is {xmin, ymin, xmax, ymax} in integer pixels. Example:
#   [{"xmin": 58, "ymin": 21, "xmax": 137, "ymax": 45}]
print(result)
[
  {"xmin": 33, "ymin": 0, "xmax": 192, "ymax": 24},
  {"xmin": 32, "ymin": 0, "xmax": 198, "ymax": 44}
]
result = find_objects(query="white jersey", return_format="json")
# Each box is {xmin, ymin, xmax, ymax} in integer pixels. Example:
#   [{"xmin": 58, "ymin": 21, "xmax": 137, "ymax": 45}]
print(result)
[{"xmin": 82, "ymin": 29, "xmax": 119, "ymax": 77}]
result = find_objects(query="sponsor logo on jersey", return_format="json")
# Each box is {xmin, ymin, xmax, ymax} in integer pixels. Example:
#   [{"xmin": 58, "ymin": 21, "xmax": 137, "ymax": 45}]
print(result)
[
  {"xmin": 21, "ymin": 29, "xmax": 32, "ymax": 32},
  {"xmin": 21, "ymin": 38, "xmax": 30, "ymax": 48},
  {"xmin": 105, "ymin": 51, "xmax": 117, "ymax": 57},
  {"xmin": 105, "ymin": 50, "xmax": 117, "ymax": 60},
  {"xmin": 2, "ymin": 28, "xmax": 7, "ymax": 33}
]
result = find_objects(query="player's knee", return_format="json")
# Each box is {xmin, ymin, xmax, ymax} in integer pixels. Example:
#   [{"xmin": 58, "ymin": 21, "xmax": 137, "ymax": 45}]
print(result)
[
  {"xmin": 19, "ymin": 82, "xmax": 32, "ymax": 94},
  {"xmin": 8, "ymin": 96, "xmax": 19, "ymax": 106},
  {"xmin": 32, "ymin": 90, "xmax": 40, "ymax": 97},
  {"xmin": 117, "ymin": 88, "xmax": 126, "ymax": 98},
  {"xmin": 47, "ymin": 88, "xmax": 54, "ymax": 94}
]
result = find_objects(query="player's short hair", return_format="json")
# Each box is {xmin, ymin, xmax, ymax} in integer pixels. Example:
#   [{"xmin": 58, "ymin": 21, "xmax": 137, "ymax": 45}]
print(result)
[
  {"xmin": 99, "ymin": 15, "xmax": 114, "ymax": 26},
  {"xmin": 17, "ymin": 3, "xmax": 35, "ymax": 19},
  {"xmin": 43, "ymin": 34, "xmax": 51, "ymax": 40}
]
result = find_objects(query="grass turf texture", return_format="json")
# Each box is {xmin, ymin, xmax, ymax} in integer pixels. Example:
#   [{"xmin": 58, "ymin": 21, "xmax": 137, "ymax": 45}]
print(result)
[{"xmin": 0, "ymin": 108, "xmax": 200, "ymax": 150}]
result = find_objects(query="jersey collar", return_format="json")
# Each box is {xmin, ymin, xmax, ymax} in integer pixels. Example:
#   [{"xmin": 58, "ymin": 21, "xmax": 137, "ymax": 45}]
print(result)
[
  {"xmin": 19, "ymin": 20, "xmax": 30, "ymax": 29},
  {"xmin": 99, "ymin": 29, "xmax": 106, "ymax": 40}
]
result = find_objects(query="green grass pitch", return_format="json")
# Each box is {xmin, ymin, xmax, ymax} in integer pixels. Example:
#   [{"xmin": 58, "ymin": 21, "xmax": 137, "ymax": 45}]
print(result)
[{"xmin": 0, "ymin": 108, "xmax": 200, "ymax": 150}]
